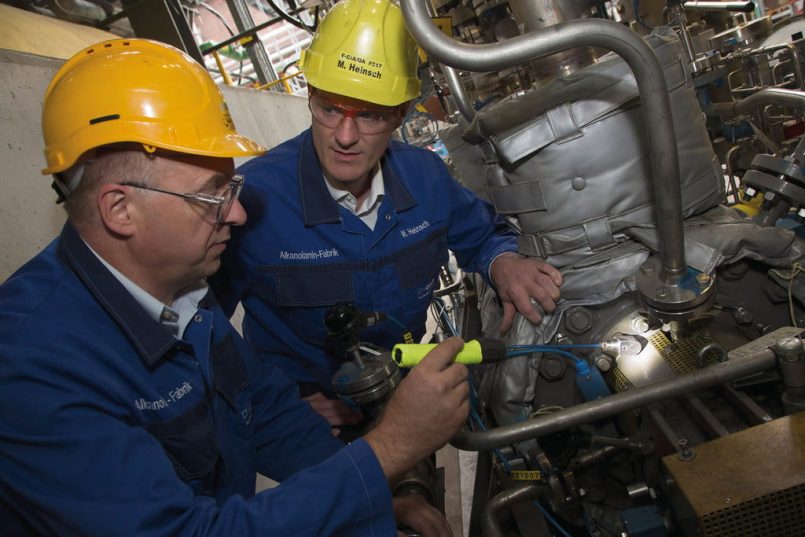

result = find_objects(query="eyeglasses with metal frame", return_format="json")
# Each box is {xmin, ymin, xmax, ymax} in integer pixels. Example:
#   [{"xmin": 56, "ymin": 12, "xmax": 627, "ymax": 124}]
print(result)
[
  {"xmin": 119, "ymin": 174, "xmax": 245, "ymax": 224},
  {"xmin": 308, "ymin": 91, "xmax": 402, "ymax": 134}
]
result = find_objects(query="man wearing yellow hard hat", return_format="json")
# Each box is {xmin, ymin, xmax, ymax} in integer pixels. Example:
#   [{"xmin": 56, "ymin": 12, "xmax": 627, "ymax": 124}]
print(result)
[
  {"xmin": 214, "ymin": 0, "xmax": 562, "ymax": 410},
  {"xmin": 0, "ymin": 37, "xmax": 472, "ymax": 536},
  {"xmin": 214, "ymin": 0, "xmax": 561, "ymax": 448}
]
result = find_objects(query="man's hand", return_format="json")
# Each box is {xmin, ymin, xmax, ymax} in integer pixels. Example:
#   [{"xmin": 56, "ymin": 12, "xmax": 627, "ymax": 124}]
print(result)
[
  {"xmin": 393, "ymin": 494, "xmax": 453, "ymax": 537},
  {"xmin": 365, "ymin": 338, "xmax": 469, "ymax": 479},
  {"xmin": 303, "ymin": 392, "xmax": 363, "ymax": 436},
  {"xmin": 490, "ymin": 253, "xmax": 563, "ymax": 334}
]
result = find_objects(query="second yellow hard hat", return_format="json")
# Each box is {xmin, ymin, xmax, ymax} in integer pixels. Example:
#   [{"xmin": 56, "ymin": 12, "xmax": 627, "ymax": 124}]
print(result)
[{"xmin": 299, "ymin": 0, "xmax": 421, "ymax": 106}]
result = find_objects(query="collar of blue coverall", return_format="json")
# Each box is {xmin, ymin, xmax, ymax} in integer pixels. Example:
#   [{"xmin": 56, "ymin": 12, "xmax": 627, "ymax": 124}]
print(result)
[
  {"xmin": 56, "ymin": 222, "xmax": 180, "ymax": 366},
  {"xmin": 297, "ymin": 129, "xmax": 417, "ymax": 227}
]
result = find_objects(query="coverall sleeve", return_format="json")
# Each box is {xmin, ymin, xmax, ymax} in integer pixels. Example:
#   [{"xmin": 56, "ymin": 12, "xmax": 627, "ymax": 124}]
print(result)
[
  {"xmin": 432, "ymin": 152, "xmax": 517, "ymax": 281},
  {"xmin": 248, "ymin": 358, "xmax": 351, "ymax": 478},
  {"xmin": 0, "ymin": 341, "xmax": 395, "ymax": 537}
]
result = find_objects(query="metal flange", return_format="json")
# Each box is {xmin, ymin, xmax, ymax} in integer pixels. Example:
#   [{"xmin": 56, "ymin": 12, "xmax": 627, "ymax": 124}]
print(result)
[
  {"xmin": 749, "ymin": 154, "xmax": 805, "ymax": 185},
  {"xmin": 635, "ymin": 256, "xmax": 716, "ymax": 321},
  {"xmin": 332, "ymin": 352, "xmax": 402, "ymax": 407}
]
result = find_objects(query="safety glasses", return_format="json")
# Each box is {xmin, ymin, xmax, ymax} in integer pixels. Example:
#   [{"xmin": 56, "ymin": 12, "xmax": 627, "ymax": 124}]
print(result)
[
  {"xmin": 120, "ymin": 174, "xmax": 244, "ymax": 224},
  {"xmin": 308, "ymin": 90, "xmax": 402, "ymax": 134}
]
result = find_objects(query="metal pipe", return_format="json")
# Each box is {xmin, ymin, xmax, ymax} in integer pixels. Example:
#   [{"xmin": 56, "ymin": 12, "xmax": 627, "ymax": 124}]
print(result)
[
  {"xmin": 646, "ymin": 404, "xmax": 682, "ymax": 448},
  {"xmin": 569, "ymin": 445, "xmax": 619, "ymax": 471},
  {"xmin": 712, "ymin": 87, "xmax": 805, "ymax": 165},
  {"xmin": 481, "ymin": 482, "xmax": 545, "ymax": 537},
  {"xmin": 200, "ymin": 7, "xmax": 308, "ymax": 55},
  {"xmin": 725, "ymin": 145, "xmax": 742, "ymax": 204},
  {"xmin": 225, "ymin": 0, "xmax": 279, "ymax": 87},
  {"xmin": 721, "ymin": 384, "xmax": 773, "ymax": 424},
  {"xmin": 589, "ymin": 435, "xmax": 645, "ymax": 449},
  {"xmin": 682, "ymin": 393, "xmax": 730, "ymax": 438},
  {"xmin": 775, "ymin": 44, "xmax": 804, "ymax": 91},
  {"xmin": 669, "ymin": 4, "xmax": 697, "ymax": 64},
  {"xmin": 212, "ymin": 51, "xmax": 235, "ymax": 87},
  {"xmin": 442, "ymin": 66, "xmax": 476, "ymax": 123},
  {"xmin": 710, "ymin": 87, "xmax": 805, "ymax": 117},
  {"xmin": 452, "ymin": 348, "xmax": 776, "ymax": 451},
  {"xmin": 683, "ymin": 1, "xmax": 755, "ymax": 12},
  {"xmin": 401, "ymin": 0, "xmax": 686, "ymax": 280},
  {"xmin": 418, "ymin": 0, "xmax": 476, "ymax": 123}
]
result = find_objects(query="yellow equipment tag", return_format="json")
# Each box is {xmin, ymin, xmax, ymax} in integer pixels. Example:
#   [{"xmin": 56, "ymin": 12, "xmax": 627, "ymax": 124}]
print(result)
[
  {"xmin": 432, "ymin": 17, "xmax": 453, "ymax": 36},
  {"xmin": 418, "ymin": 16, "xmax": 453, "ymax": 62},
  {"xmin": 510, "ymin": 470, "xmax": 543, "ymax": 481}
]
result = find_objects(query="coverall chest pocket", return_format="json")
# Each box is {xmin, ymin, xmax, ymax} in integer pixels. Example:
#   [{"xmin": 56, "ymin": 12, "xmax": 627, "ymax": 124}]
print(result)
[
  {"xmin": 146, "ymin": 399, "xmax": 220, "ymax": 492},
  {"xmin": 272, "ymin": 269, "xmax": 355, "ymax": 344},
  {"xmin": 395, "ymin": 235, "xmax": 448, "ymax": 290},
  {"xmin": 213, "ymin": 334, "xmax": 254, "ymax": 438}
]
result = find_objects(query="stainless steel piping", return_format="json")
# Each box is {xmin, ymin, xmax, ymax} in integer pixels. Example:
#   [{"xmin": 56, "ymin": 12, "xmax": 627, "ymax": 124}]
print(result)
[
  {"xmin": 668, "ymin": 4, "xmax": 697, "ymax": 64},
  {"xmin": 442, "ymin": 66, "xmax": 476, "ymax": 123},
  {"xmin": 418, "ymin": 0, "xmax": 476, "ymax": 123},
  {"xmin": 766, "ymin": 44, "xmax": 805, "ymax": 90},
  {"xmin": 710, "ymin": 87, "xmax": 805, "ymax": 162},
  {"xmin": 683, "ymin": 1, "xmax": 755, "ymax": 12},
  {"xmin": 733, "ymin": 88, "xmax": 805, "ymax": 115},
  {"xmin": 710, "ymin": 87, "xmax": 805, "ymax": 117},
  {"xmin": 451, "ymin": 348, "xmax": 776, "ymax": 451},
  {"xmin": 725, "ymin": 144, "xmax": 742, "ymax": 204},
  {"xmin": 401, "ymin": 0, "xmax": 687, "ymax": 280},
  {"xmin": 482, "ymin": 483, "xmax": 545, "ymax": 537}
]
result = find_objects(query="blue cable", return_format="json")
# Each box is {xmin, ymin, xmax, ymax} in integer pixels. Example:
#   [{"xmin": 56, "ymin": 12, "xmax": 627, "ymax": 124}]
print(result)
[
  {"xmin": 385, "ymin": 314, "xmax": 408, "ymax": 331},
  {"xmin": 632, "ymin": 0, "xmax": 653, "ymax": 30},
  {"xmin": 432, "ymin": 298, "xmax": 459, "ymax": 337},
  {"xmin": 467, "ymin": 373, "xmax": 573, "ymax": 535},
  {"xmin": 466, "ymin": 375, "xmax": 511, "ymax": 472},
  {"xmin": 487, "ymin": 344, "xmax": 595, "ymax": 535},
  {"xmin": 506, "ymin": 347, "xmax": 589, "ymax": 373},
  {"xmin": 533, "ymin": 500, "xmax": 574, "ymax": 537},
  {"xmin": 454, "ymin": 341, "xmax": 591, "ymax": 535}
]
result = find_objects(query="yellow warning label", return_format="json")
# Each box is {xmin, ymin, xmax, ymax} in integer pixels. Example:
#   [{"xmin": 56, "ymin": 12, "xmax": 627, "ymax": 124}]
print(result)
[
  {"xmin": 510, "ymin": 470, "xmax": 543, "ymax": 481},
  {"xmin": 419, "ymin": 17, "xmax": 453, "ymax": 63},
  {"xmin": 432, "ymin": 17, "xmax": 453, "ymax": 37}
]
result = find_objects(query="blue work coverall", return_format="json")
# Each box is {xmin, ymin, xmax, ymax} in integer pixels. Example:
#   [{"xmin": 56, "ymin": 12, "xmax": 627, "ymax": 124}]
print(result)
[
  {"xmin": 0, "ymin": 223, "xmax": 395, "ymax": 536},
  {"xmin": 213, "ymin": 129, "xmax": 516, "ymax": 390}
]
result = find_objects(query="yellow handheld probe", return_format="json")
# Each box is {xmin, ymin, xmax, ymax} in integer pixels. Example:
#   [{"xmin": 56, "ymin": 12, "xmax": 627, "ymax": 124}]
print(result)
[{"xmin": 391, "ymin": 338, "xmax": 507, "ymax": 368}]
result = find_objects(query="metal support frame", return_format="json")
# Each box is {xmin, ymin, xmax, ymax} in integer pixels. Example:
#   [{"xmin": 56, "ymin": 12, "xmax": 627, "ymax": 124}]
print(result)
[
  {"xmin": 121, "ymin": 0, "xmax": 204, "ymax": 64},
  {"xmin": 201, "ymin": 7, "xmax": 309, "ymax": 55},
  {"xmin": 225, "ymin": 0, "xmax": 279, "ymax": 87}
]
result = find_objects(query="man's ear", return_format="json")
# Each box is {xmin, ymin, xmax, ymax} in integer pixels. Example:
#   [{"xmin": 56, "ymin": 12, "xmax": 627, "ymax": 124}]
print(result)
[{"xmin": 96, "ymin": 184, "xmax": 137, "ymax": 237}]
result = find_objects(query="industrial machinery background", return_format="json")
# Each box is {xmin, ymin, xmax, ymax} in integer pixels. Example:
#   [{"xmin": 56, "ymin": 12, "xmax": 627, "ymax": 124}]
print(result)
[
  {"xmin": 399, "ymin": 0, "xmax": 805, "ymax": 535},
  {"xmin": 8, "ymin": 0, "xmax": 805, "ymax": 534}
]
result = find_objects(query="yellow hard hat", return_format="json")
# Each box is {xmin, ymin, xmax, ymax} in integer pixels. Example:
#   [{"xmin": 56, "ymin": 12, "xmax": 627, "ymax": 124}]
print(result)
[
  {"xmin": 41, "ymin": 38, "xmax": 266, "ymax": 175},
  {"xmin": 299, "ymin": 0, "xmax": 421, "ymax": 106}
]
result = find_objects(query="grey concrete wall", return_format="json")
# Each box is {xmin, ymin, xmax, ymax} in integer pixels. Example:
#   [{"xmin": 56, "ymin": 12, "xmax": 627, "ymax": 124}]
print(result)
[
  {"xmin": 0, "ymin": 48, "xmax": 310, "ymax": 280},
  {"xmin": 222, "ymin": 85, "xmax": 311, "ymax": 162},
  {"xmin": 0, "ymin": 50, "xmax": 66, "ymax": 280}
]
